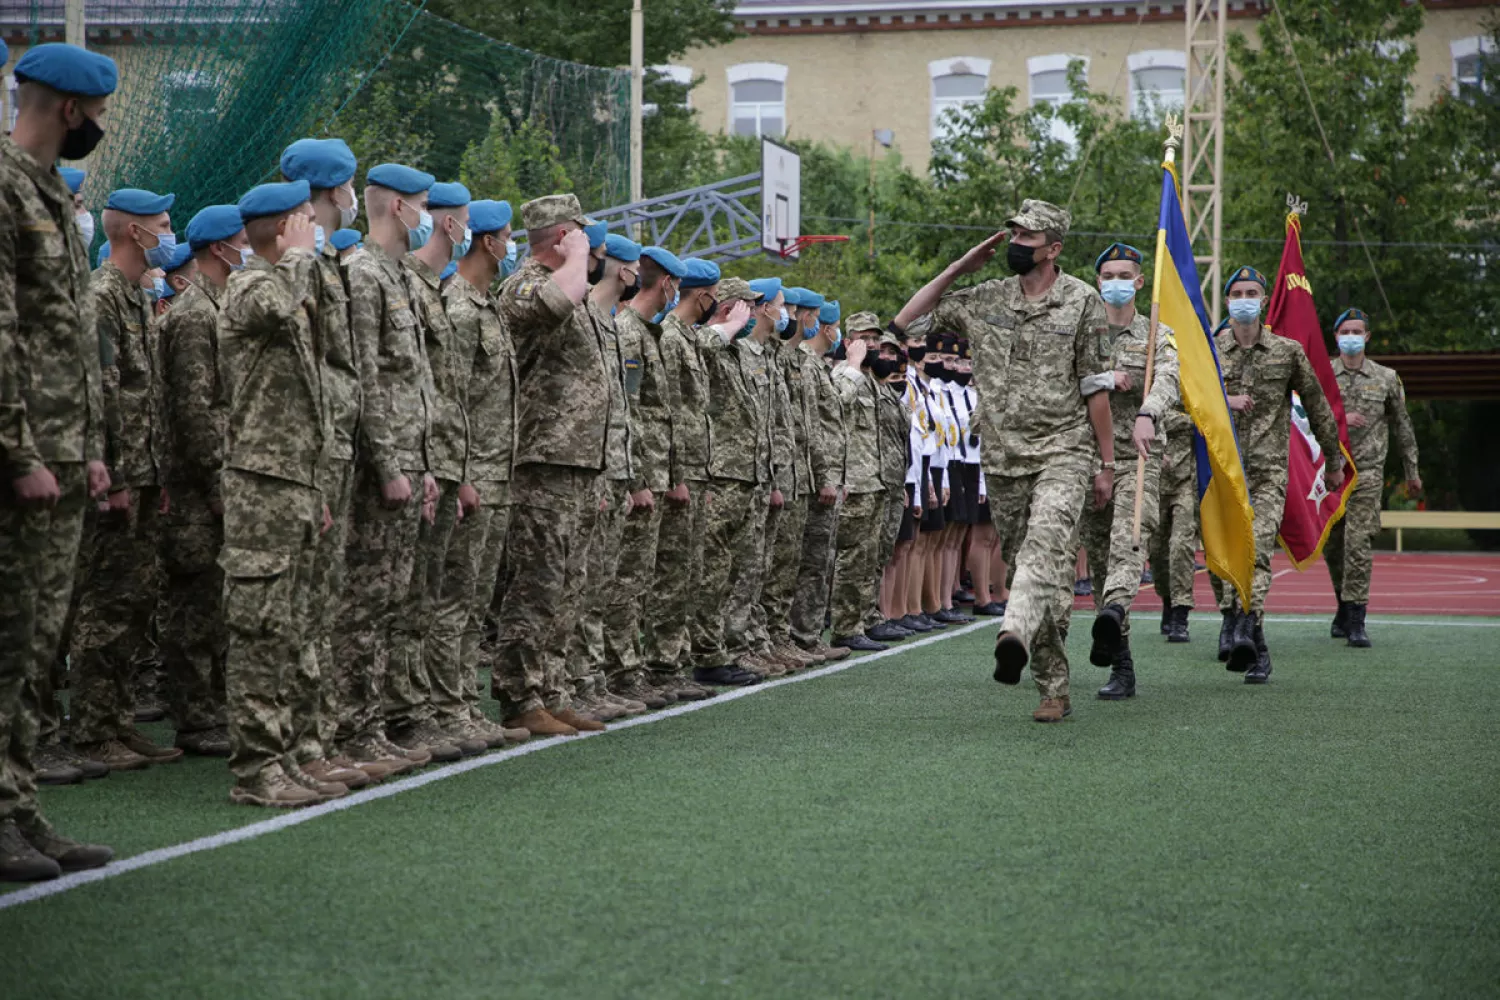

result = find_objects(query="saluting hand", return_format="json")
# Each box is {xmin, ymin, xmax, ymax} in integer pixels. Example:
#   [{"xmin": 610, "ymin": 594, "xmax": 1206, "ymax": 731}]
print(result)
[
  {"xmin": 844, "ymin": 339, "xmax": 868, "ymax": 368},
  {"xmin": 559, "ymin": 227, "xmax": 590, "ymax": 261},
  {"xmin": 278, "ymin": 213, "xmax": 317, "ymax": 256},
  {"xmin": 952, "ymin": 230, "xmax": 1007, "ymax": 275}
]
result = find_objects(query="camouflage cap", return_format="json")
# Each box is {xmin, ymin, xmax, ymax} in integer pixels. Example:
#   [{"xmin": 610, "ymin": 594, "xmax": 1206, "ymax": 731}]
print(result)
[
  {"xmin": 1005, "ymin": 198, "xmax": 1071, "ymax": 239},
  {"xmin": 717, "ymin": 276, "xmax": 759, "ymax": 302},
  {"xmin": 519, "ymin": 193, "xmax": 592, "ymax": 232},
  {"xmin": 878, "ymin": 331, "xmax": 903, "ymax": 348},
  {"xmin": 845, "ymin": 310, "xmax": 882, "ymax": 334}
]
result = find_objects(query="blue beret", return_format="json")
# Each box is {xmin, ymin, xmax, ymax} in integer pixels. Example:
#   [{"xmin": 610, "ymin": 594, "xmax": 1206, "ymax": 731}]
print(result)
[
  {"xmin": 279, "ymin": 138, "xmax": 357, "ymax": 190},
  {"xmin": 330, "ymin": 228, "xmax": 362, "ymax": 251},
  {"xmin": 749, "ymin": 277, "xmax": 782, "ymax": 301},
  {"xmin": 1094, "ymin": 241, "xmax": 1143, "ymax": 272},
  {"xmin": 186, "ymin": 205, "xmax": 244, "ymax": 250},
  {"xmin": 237, "ymin": 180, "xmax": 311, "ymax": 221},
  {"xmin": 604, "ymin": 233, "xmax": 641, "ymax": 262},
  {"xmin": 679, "ymin": 258, "xmax": 720, "ymax": 289},
  {"xmin": 14, "ymin": 43, "xmax": 118, "ymax": 97},
  {"xmin": 159, "ymin": 283, "xmax": 175, "ymax": 301},
  {"xmin": 440, "ymin": 261, "xmax": 457, "ymax": 282},
  {"xmin": 1213, "ymin": 317, "xmax": 1231, "ymax": 335},
  {"xmin": 97, "ymin": 240, "xmax": 111, "ymax": 263},
  {"xmin": 1334, "ymin": 308, "xmax": 1370, "ymax": 332},
  {"xmin": 106, "ymin": 188, "xmax": 175, "ymax": 216},
  {"xmin": 366, "ymin": 163, "xmax": 434, "ymax": 195},
  {"xmin": 640, "ymin": 246, "xmax": 686, "ymax": 278},
  {"xmin": 163, "ymin": 239, "xmax": 194, "ymax": 273},
  {"xmin": 781, "ymin": 286, "xmax": 805, "ymax": 308},
  {"xmin": 584, "ymin": 220, "xmax": 609, "ymax": 249},
  {"xmin": 428, "ymin": 182, "xmax": 471, "ymax": 209},
  {"xmin": 58, "ymin": 167, "xmax": 85, "ymax": 194},
  {"xmin": 819, "ymin": 300, "xmax": 841, "ymax": 325},
  {"xmin": 799, "ymin": 289, "xmax": 826, "ymax": 311},
  {"xmin": 468, "ymin": 200, "xmax": 513, "ymax": 235},
  {"xmin": 1224, "ymin": 265, "xmax": 1267, "ymax": 297}
]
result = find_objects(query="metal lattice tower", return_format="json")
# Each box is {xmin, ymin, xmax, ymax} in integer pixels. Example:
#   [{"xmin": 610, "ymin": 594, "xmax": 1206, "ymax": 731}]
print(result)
[{"xmin": 1183, "ymin": 0, "xmax": 1227, "ymax": 320}]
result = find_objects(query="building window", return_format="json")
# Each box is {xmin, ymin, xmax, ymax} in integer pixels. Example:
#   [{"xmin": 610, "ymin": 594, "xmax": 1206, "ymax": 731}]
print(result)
[
  {"xmin": 1028, "ymin": 54, "xmax": 1088, "ymax": 146},
  {"xmin": 1452, "ymin": 36, "xmax": 1495, "ymax": 96},
  {"xmin": 929, "ymin": 57, "xmax": 990, "ymax": 143},
  {"xmin": 1127, "ymin": 50, "xmax": 1185, "ymax": 120},
  {"xmin": 645, "ymin": 64, "xmax": 692, "ymax": 116},
  {"xmin": 727, "ymin": 62, "xmax": 787, "ymax": 138}
]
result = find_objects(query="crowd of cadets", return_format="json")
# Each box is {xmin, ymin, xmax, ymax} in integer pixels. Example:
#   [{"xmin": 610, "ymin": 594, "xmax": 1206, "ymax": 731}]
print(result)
[{"xmin": 1, "ymin": 43, "xmax": 1420, "ymax": 882}]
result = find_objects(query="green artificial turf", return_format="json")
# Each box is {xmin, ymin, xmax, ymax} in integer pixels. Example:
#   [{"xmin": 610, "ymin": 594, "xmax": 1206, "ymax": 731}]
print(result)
[{"xmin": 5, "ymin": 615, "xmax": 1498, "ymax": 999}]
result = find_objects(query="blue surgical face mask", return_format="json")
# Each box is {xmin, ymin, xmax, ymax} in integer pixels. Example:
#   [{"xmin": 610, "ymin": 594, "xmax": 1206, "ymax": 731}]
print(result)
[
  {"xmin": 142, "ymin": 230, "xmax": 178, "ymax": 269},
  {"xmin": 824, "ymin": 328, "xmax": 842, "ymax": 354},
  {"xmin": 150, "ymin": 275, "xmax": 168, "ymax": 300},
  {"xmin": 1100, "ymin": 278, "xmax": 1137, "ymax": 308},
  {"xmin": 221, "ymin": 243, "xmax": 251, "ymax": 271},
  {"xmin": 1337, "ymin": 333, "xmax": 1366, "ymax": 356},
  {"xmin": 501, "ymin": 238, "xmax": 519, "ymax": 278},
  {"xmin": 775, "ymin": 306, "xmax": 790, "ymax": 334},
  {"xmin": 406, "ymin": 208, "xmax": 434, "ymax": 251},
  {"xmin": 803, "ymin": 322, "xmax": 819, "ymax": 338},
  {"xmin": 1227, "ymin": 297, "xmax": 1262, "ymax": 323},
  {"xmin": 450, "ymin": 222, "xmax": 472, "ymax": 262},
  {"xmin": 313, "ymin": 224, "xmax": 326, "ymax": 256}
]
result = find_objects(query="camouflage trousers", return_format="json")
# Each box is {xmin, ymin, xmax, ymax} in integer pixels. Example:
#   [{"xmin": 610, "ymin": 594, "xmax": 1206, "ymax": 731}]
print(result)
[
  {"xmin": 220, "ymin": 470, "xmax": 321, "ymax": 781},
  {"xmin": 830, "ymin": 490, "xmax": 886, "ymax": 639},
  {"xmin": 604, "ymin": 497, "xmax": 663, "ymax": 682},
  {"xmin": 790, "ymin": 494, "xmax": 841, "ymax": 650},
  {"xmin": 864, "ymin": 484, "xmax": 907, "ymax": 632},
  {"xmin": 456, "ymin": 482, "xmax": 511, "ymax": 719},
  {"xmin": 643, "ymin": 479, "xmax": 708, "ymax": 676},
  {"xmin": 493, "ymin": 463, "xmax": 596, "ymax": 717},
  {"xmin": 1324, "ymin": 478, "xmax": 1381, "ymax": 604},
  {"xmin": 0, "ymin": 464, "xmax": 87, "ymax": 828},
  {"xmin": 1210, "ymin": 476, "xmax": 1288, "ymax": 615},
  {"xmin": 1150, "ymin": 465, "xmax": 1199, "ymax": 610},
  {"xmin": 333, "ymin": 466, "xmax": 422, "ymax": 745},
  {"xmin": 290, "ymin": 459, "xmax": 353, "ymax": 762},
  {"xmin": 386, "ymin": 478, "xmax": 460, "ymax": 731},
  {"xmin": 691, "ymin": 479, "xmax": 768, "ymax": 668},
  {"xmin": 564, "ymin": 479, "xmax": 631, "ymax": 699},
  {"xmin": 70, "ymin": 485, "xmax": 162, "ymax": 744},
  {"xmin": 990, "ymin": 452, "xmax": 1091, "ymax": 700},
  {"xmin": 159, "ymin": 487, "xmax": 226, "ymax": 735},
  {"xmin": 758, "ymin": 487, "xmax": 808, "ymax": 649},
  {"xmin": 1080, "ymin": 457, "xmax": 1162, "ymax": 639}
]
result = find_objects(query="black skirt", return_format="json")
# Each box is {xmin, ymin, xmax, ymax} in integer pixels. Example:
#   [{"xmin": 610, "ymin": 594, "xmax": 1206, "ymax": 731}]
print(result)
[
  {"xmin": 952, "ymin": 463, "xmax": 981, "ymax": 525},
  {"xmin": 898, "ymin": 483, "xmax": 917, "ymax": 542},
  {"xmin": 920, "ymin": 462, "xmax": 946, "ymax": 533}
]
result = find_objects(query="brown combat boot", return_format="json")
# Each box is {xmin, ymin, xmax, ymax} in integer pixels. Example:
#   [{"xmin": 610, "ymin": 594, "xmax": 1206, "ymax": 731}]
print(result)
[
  {"xmin": 283, "ymin": 758, "xmax": 349, "ymax": 798},
  {"xmin": 0, "ymin": 819, "xmax": 61, "ymax": 882},
  {"xmin": 329, "ymin": 752, "xmax": 399, "ymax": 782},
  {"xmin": 341, "ymin": 735, "xmax": 415, "ymax": 777},
  {"xmin": 302, "ymin": 757, "xmax": 370, "ymax": 790},
  {"xmin": 120, "ymin": 727, "xmax": 185, "ymax": 764},
  {"xmin": 609, "ymin": 673, "xmax": 671, "ymax": 709},
  {"xmin": 574, "ymin": 694, "xmax": 625, "ymax": 722},
  {"xmin": 551, "ymin": 707, "xmax": 606, "ymax": 732},
  {"xmin": 1032, "ymin": 697, "xmax": 1073, "ymax": 723},
  {"xmin": 659, "ymin": 676, "xmax": 715, "ymax": 701},
  {"xmin": 373, "ymin": 732, "xmax": 432, "ymax": 766},
  {"xmin": 811, "ymin": 642, "xmax": 848, "ymax": 662},
  {"xmin": 775, "ymin": 643, "xmax": 817, "ymax": 669},
  {"xmin": 23, "ymin": 822, "xmax": 114, "ymax": 871},
  {"xmin": 76, "ymin": 738, "xmax": 152, "ymax": 772},
  {"xmin": 603, "ymin": 692, "xmax": 649, "ymax": 716},
  {"xmin": 229, "ymin": 764, "xmax": 326, "ymax": 808},
  {"xmin": 504, "ymin": 708, "xmax": 578, "ymax": 737}
]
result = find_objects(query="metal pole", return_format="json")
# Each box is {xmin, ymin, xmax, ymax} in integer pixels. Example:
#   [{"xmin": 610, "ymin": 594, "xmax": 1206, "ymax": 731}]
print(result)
[
  {"xmin": 629, "ymin": 0, "xmax": 644, "ymax": 233},
  {"xmin": 65, "ymin": 0, "xmax": 86, "ymax": 46},
  {"xmin": 1183, "ymin": 0, "xmax": 1225, "ymax": 319}
]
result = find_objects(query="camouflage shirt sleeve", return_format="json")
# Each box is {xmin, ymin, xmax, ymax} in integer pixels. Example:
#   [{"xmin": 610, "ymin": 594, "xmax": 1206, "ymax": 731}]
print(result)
[
  {"xmin": 159, "ymin": 291, "xmax": 225, "ymax": 499},
  {"xmin": 346, "ymin": 256, "xmax": 400, "ymax": 484},
  {"xmin": 0, "ymin": 195, "xmax": 41, "ymax": 475},
  {"xmin": 1140, "ymin": 323, "xmax": 1181, "ymax": 423},
  {"xmin": 1288, "ymin": 344, "xmax": 1343, "ymax": 469},
  {"xmin": 1074, "ymin": 290, "xmax": 1112, "ymax": 396},
  {"xmin": 658, "ymin": 331, "xmax": 689, "ymax": 487},
  {"xmin": 93, "ymin": 279, "xmax": 126, "ymax": 489},
  {"xmin": 1385, "ymin": 371, "xmax": 1420, "ymax": 481}
]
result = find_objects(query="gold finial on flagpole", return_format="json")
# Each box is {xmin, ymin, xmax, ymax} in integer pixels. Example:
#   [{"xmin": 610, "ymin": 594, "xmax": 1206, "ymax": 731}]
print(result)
[
  {"xmin": 1286, "ymin": 191, "xmax": 1308, "ymax": 218},
  {"xmin": 1163, "ymin": 112, "xmax": 1183, "ymax": 164}
]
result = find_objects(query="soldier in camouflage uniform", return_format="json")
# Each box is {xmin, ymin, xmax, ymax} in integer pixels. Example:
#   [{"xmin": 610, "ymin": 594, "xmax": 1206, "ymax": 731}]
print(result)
[
  {"xmin": 72, "ymin": 186, "xmax": 182, "ymax": 768},
  {"xmin": 1148, "ymin": 401, "xmax": 1198, "ymax": 643},
  {"xmin": 1324, "ymin": 308, "xmax": 1420, "ymax": 648},
  {"xmin": 1212, "ymin": 265, "xmax": 1344, "ymax": 681},
  {"xmin": 0, "ymin": 41, "xmax": 118, "ymax": 880},
  {"xmin": 491, "ymin": 194, "xmax": 611, "ymax": 736},
  {"xmin": 864, "ymin": 330, "xmax": 913, "ymax": 637},
  {"xmin": 335, "ymin": 163, "xmax": 444, "ymax": 768},
  {"xmin": 895, "ymin": 201, "xmax": 1117, "ymax": 723},
  {"xmin": 1077, "ymin": 243, "xmax": 1181, "ymax": 701},
  {"xmin": 156, "ymin": 205, "xmax": 245, "ymax": 757}
]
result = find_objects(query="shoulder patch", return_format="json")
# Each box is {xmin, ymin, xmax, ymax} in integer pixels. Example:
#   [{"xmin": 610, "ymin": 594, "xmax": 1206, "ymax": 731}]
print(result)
[{"xmin": 514, "ymin": 279, "xmax": 538, "ymax": 300}]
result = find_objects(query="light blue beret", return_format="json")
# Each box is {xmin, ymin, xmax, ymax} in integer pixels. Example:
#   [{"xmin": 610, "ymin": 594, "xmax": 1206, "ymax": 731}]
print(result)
[
  {"xmin": 604, "ymin": 233, "xmax": 641, "ymax": 261},
  {"xmin": 14, "ymin": 43, "xmax": 118, "ymax": 97},
  {"xmin": 679, "ymin": 258, "xmax": 721, "ymax": 289},
  {"xmin": 163, "ymin": 240, "xmax": 195, "ymax": 273},
  {"xmin": 428, "ymin": 182, "xmax": 471, "ymax": 209},
  {"xmin": 468, "ymin": 200, "xmax": 513, "ymax": 234},
  {"xmin": 584, "ymin": 220, "xmax": 609, "ymax": 249},
  {"xmin": 749, "ymin": 277, "xmax": 783, "ymax": 301},
  {"xmin": 819, "ymin": 300, "xmax": 841, "ymax": 325},
  {"xmin": 329, "ymin": 228, "xmax": 362, "ymax": 251},
  {"xmin": 640, "ymin": 245, "xmax": 686, "ymax": 278},
  {"xmin": 237, "ymin": 180, "xmax": 312, "ymax": 221},
  {"xmin": 106, "ymin": 188, "xmax": 175, "ymax": 215},
  {"xmin": 59, "ymin": 167, "xmax": 85, "ymax": 194},
  {"xmin": 440, "ymin": 261, "xmax": 457, "ymax": 281},
  {"xmin": 279, "ymin": 138, "xmax": 357, "ymax": 189},
  {"xmin": 366, "ymin": 163, "xmax": 434, "ymax": 195},
  {"xmin": 186, "ymin": 205, "xmax": 244, "ymax": 250}
]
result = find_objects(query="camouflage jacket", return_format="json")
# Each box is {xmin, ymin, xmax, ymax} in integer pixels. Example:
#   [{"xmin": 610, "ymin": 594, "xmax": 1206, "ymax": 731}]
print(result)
[
  {"xmin": 799, "ymin": 341, "xmax": 845, "ymax": 490},
  {"xmin": 1160, "ymin": 403, "xmax": 1196, "ymax": 489},
  {"xmin": 1102, "ymin": 312, "xmax": 1181, "ymax": 466},
  {"xmin": 1215, "ymin": 324, "xmax": 1341, "ymax": 482},
  {"xmin": 94, "ymin": 260, "xmax": 167, "ymax": 488},
  {"xmin": 876, "ymin": 379, "xmax": 909, "ymax": 489},
  {"xmin": 0, "ymin": 136, "xmax": 104, "ymax": 475},
  {"xmin": 704, "ymin": 331, "xmax": 772, "ymax": 484},
  {"xmin": 1333, "ymin": 356, "xmax": 1419, "ymax": 482},
  {"xmin": 346, "ymin": 242, "xmax": 433, "ymax": 483},
  {"xmin": 833, "ymin": 363, "xmax": 885, "ymax": 495},
  {"xmin": 217, "ymin": 250, "xmax": 328, "ymax": 488},
  {"xmin": 590, "ymin": 299, "xmax": 634, "ymax": 482},
  {"xmin": 908, "ymin": 269, "xmax": 1111, "ymax": 477},
  {"xmin": 616, "ymin": 306, "xmax": 673, "ymax": 493},
  {"xmin": 659, "ymin": 311, "xmax": 712, "ymax": 484},
  {"xmin": 442, "ymin": 271, "xmax": 516, "ymax": 487},
  {"xmin": 765, "ymin": 337, "xmax": 806, "ymax": 498},
  {"xmin": 158, "ymin": 276, "xmax": 226, "ymax": 501},
  {"xmin": 314, "ymin": 244, "xmax": 360, "ymax": 464},
  {"xmin": 499, "ymin": 258, "xmax": 612, "ymax": 472},
  {"xmin": 405, "ymin": 253, "xmax": 469, "ymax": 483}
]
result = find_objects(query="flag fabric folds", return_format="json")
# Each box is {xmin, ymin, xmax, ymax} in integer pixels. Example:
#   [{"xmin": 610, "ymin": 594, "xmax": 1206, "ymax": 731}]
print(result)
[
  {"xmin": 1265, "ymin": 212, "xmax": 1358, "ymax": 568},
  {"xmin": 1151, "ymin": 162, "xmax": 1256, "ymax": 609}
]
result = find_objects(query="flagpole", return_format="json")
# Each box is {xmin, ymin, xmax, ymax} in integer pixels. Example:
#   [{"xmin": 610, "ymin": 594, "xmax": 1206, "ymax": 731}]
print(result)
[{"xmin": 1133, "ymin": 116, "xmax": 1183, "ymax": 551}]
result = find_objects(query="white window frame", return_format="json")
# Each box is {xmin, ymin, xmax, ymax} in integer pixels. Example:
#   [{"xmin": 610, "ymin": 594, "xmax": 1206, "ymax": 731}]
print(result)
[
  {"xmin": 727, "ymin": 61, "xmax": 788, "ymax": 138},
  {"xmin": 1027, "ymin": 54, "xmax": 1089, "ymax": 146},
  {"xmin": 1126, "ymin": 49, "xmax": 1186, "ymax": 119},
  {"xmin": 1451, "ymin": 36, "xmax": 1495, "ymax": 94},
  {"xmin": 929, "ymin": 56, "xmax": 991, "ymax": 142},
  {"xmin": 645, "ymin": 64, "xmax": 693, "ymax": 116}
]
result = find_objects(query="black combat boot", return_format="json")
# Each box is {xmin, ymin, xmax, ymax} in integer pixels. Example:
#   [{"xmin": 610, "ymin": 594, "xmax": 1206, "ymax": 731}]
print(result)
[
  {"xmin": 1345, "ymin": 603, "xmax": 1371, "ymax": 648},
  {"xmin": 1217, "ymin": 608, "xmax": 1238, "ymax": 663},
  {"xmin": 1097, "ymin": 639, "xmax": 1136, "ymax": 700},
  {"xmin": 1090, "ymin": 604, "xmax": 1126, "ymax": 667},
  {"xmin": 1245, "ymin": 617, "xmax": 1272, "ymax": 684},
  {"xmin": 1330, "ymin": 601, "xmax": 1348, "ymax": 639},
  {"xmin": 1227, "ymin": 609, "xmax": 1258, "ymax": 673},
  {"xmin": 1160, "ymin": 607, "xmax": 1172, "ymax": 635},
  {"xmin": 1167, "ymin": 606, "xmax": 1191, "ymax": 643}
]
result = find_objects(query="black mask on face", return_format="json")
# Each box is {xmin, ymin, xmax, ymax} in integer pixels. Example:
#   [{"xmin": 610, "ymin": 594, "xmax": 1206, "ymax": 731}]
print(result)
[
  {"xmin": 906, "ymin": 344, "xmax": 928, "ymax": 363},
  {"xmin": 587, "ymin": 255, "xmax": 606, "ymax": 285},
  {"xmin": 869, "ymin": 357, "xmax": 898, "ymax": 379},
  {"xmin": 61, "ymin": 112, "xmax": 105, "ymax": 161},
  {"xmin": 830, "ymin": 342, "xmax": 847, "ymax": 362},
  {"xmin": 924, "ymin": 360, "xmax": 945, "ymax": 379},
  {"xmin": 698, "ymin": 295, "xmax": 718, "ymax": 326},
  {"xmin": 1006, "ymin": 241, "xmax": 1041, "ymax": 276},
  {"xmin": 952, "ymin": 371, "xmax": 973, "ymax": 387},
  {"xmin": 620, "ymin": 272, "xmax": 641, "ymax": 301}
]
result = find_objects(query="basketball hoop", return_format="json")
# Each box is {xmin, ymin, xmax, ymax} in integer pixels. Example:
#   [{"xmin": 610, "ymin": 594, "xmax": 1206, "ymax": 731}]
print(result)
[{"xmin": 776, "ymin": 234, "xmax": 849, "ymax": 259}]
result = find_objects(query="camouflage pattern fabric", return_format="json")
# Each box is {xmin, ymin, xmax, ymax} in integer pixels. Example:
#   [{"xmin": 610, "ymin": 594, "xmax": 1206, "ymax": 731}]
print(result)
[
  {"xmin": 459, "ymin": 483, "xmax": 511, "ymax": 719},
  {"xmin": 444, "ymin": 273, "xmax": 517, "ymax": 486},
  {"xmin": 604, "ymin": 498, "xmax": 663, "ymax": 682},
  {"xmin": 831, "ymin": 364, "xmax": 885, "ymax": 494},
  {"xmin": 690, "ymin": 480, "xmax": 758, "ymax": 669},
  {"xmin": 723, "ymin": 486, "xmax": 772, "ymax": 662},
  {"xmin": 1325, "ymin": 482, "xmax": 1381, "ymax": 604},
  {"xmin": 296, "ymin": 458, "xmax": 353, "ymax": 760},
  {"xmin": 93, "ymin": 259, "xmax": 167, "ymax": 490},
  {"xmin": 759, "ymin": 489, "xmax": 809, "ymax": 648},
  {"xmin": 565, "ymin": 479, "xmax": 630, "ymax": 697},
  {"xmin": 615, "ymin": 308, "xmax": 673, "ymax": 494},
  {"xmin": 643, "ymin": 479, "xmax": 708, "ymax": 676},
  {"xmin": 864, "ymin": 484, "xmax": 907, "ymax": 632},
  {"xmin": 830, "ymin": 489, "xmax": 885, "ymax": 638},
  {"xmin": 1210, "ymin": 480, "xmax": 1289, "ymax": 615},
  {"xmin": 403, "ymin": 254, "xmax": 468, "ymax": 483},
  {"xmin": 658, "ymin": 313, "xmax": 712, "ymax": 485},
  {"xmin": 790, "ymin": 495, "xmax": 841, "ymax": 650},
  {"xmin": 315, "ymin": 244, "xmax": 361, "ymax": 463},
  {"xmin": 387, "ymin": 477, "xmax": 458, "ymax": 729},
  {"xmin": 1150, "ymin": 404, "xmax": 1198, "ymax": 609},
  {"xmin": 590, "ymin": 300, "xmax": 633, "ymax": 483},
  {"xmin": 1080, "ymin": 458, "xmax": 1161, "ymax": 637}
]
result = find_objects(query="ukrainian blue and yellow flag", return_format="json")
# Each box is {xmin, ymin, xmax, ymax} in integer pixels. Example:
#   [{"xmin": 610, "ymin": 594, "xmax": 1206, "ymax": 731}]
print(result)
[{"xmin": 1151, "ymin": 162, "xmax": 1255, "ymax": 609}]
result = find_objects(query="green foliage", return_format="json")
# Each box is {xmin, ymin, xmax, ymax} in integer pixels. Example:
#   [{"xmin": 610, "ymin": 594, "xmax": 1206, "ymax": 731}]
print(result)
[
  {"xmin": 325, "ymin": 82, "xmax": 434, "ymax": 181},
  {"xmin": 459, "ymin": 113, "xmax": 573, "ymax": 204}
]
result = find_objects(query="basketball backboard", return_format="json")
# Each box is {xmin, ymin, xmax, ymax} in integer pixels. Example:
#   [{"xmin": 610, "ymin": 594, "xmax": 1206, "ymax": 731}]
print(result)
[{"xmin": 761, "ymin": 137, "xmax": 801, "ymax": 258}]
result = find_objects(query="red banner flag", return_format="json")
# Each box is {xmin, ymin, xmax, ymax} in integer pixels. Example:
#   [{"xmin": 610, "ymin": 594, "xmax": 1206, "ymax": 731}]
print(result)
[{"xmin": 1266, "ymin": 212, "xmax": 1358, "ymax": 568}]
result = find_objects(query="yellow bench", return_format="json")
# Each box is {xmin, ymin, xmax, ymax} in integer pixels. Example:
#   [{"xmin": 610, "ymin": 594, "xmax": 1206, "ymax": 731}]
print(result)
[{"xmin": 1379, "ymin": 510, "xmax": 1500, "ymax": 552}]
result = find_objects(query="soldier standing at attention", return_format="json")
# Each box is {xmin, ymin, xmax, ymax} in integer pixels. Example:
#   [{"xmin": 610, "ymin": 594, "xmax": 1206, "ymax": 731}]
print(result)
[
  {"xmin": 894, "ymin": 201, "xmax": 1117, "ymax": 723},
  {"xmin": 491, "ymin": 194, "xmax": 608, "ymax": 736},
  {"xmin": 1212, "ymin": 266, "xmax": 1344, "ymax": 681},
  {"xmin": 0, "ymin": 40, "xmax": 118, "ymax": 880},
  {"xmin": 1324, "ymin": 308, "xmax": 1420, "ymax": 648}
]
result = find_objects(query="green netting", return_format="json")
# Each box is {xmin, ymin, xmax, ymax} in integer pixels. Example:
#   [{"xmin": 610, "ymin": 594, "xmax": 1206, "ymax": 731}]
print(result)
[{"xmin": 7, "ymin": 1, "xmax": 628, "ymax": 235}]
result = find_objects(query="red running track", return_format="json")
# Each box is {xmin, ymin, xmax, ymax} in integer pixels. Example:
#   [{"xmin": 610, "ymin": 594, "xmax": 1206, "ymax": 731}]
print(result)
[{"xmin": 1078, "ymin": 551, "xmax": 1500, "ymax": 617}]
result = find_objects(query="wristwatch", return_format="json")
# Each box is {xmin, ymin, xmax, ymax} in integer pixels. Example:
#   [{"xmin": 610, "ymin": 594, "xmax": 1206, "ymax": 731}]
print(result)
[{"xmin": 1100, "ymin": 461, "xmax": 1116, "ymax": 471}]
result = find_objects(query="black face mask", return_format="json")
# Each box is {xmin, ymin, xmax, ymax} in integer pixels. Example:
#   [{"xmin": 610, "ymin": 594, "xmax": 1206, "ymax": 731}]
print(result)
[
  {"xmin": 869, "ymin": 357, "xmax": 898, "ymax": 379},
  {"xmin": 620, "ymin": 273, "xmax": 640, "ymax": 301},
  {"xmin": 830, "ymin": 342, "xmax": 847, "ymax": 362},
  {"xmin": 952, "ymin": 371, "xmax": 973, "ymax": 387},
  {"xmin": 924, "ymin": 360, "xmax": 946, "ymax": 379},
  {"xmin": 587, "ymin": 256, "xmax": 606, "ymax": 285},
  {"xmin": 906, "ymin": 344, "xmax": 928, "ymax": 363},
  {"xmin": 698, "ymin": 295, "xmax": 718, "ymax": 326},
  {"xmin": 1006, "ymin": 241, "xmax": 1041, "ymax": 276},
  {"xmin": 61, "ymin": 113, "xmax": 105, "ymax": 161}
]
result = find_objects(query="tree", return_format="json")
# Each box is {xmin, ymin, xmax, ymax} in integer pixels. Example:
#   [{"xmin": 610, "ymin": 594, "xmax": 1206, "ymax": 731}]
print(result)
[{"xmin": 460, "ymin": 113, "xmax": 573, "ymax": 205}]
